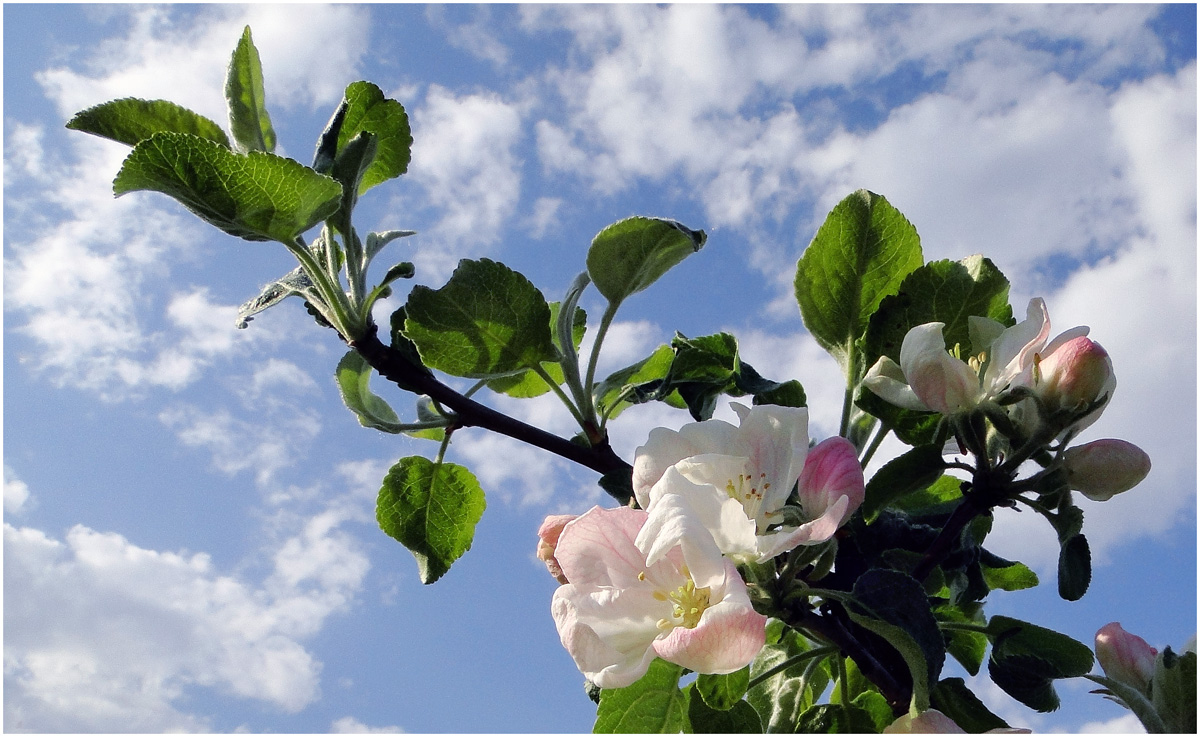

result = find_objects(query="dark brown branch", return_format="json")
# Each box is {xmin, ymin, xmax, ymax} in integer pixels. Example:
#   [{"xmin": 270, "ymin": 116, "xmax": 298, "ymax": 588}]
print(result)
[{"xmin": 349, "ymin": 326, "xmax": 634, "ymax": 502}]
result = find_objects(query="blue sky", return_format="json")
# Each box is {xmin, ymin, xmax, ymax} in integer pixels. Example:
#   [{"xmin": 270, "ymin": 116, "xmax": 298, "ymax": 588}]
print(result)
[{"xmin": 3, "ymin": 4, "xmax": 1195, "ymax": 733}]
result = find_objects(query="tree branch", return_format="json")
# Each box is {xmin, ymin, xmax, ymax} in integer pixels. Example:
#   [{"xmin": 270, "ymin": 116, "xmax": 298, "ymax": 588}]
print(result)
[{"xmin": 349, "ymin": 326, "xmax": 635, "ymax": 503}]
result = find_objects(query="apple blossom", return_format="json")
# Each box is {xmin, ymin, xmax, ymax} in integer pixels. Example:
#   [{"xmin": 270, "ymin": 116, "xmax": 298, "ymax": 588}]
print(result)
[
  {"xmin": 1063, "ymin": 439, "xmax": 1151, "ymax": 501},
  {"xmin": 863, "ymin": 298, "xmax": 1052, "ymax": 415},
  {"xmin": 550, "ymin": 505, "xmax": 766, "ymax": 689},
  {"xmin": 1096, "ymin": 622, "xmax": 1158, "ymax": 694},
  {"xmin": 536, "ymin": 514, "xmax": 577, "ymax": 584},
  {"xmin": 632, "ymin": 402, "xmax": 809, "ymax": 512},
  {"xmin": 632, "ymin": 404, "xmax": 863, "ymax": 563}
]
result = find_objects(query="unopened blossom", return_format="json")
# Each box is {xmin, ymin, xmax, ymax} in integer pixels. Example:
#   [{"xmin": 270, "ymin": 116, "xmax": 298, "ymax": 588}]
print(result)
[
  {"xmin": 1031, "ymin": 335, "xmax": 1115, "ymax": 413},
  {"xmin": 536, "ymin": 514, "xmax": 577, "ymax": 584},
  {"xmin": 632, "ymin": 405, "xmax": 863, "ymax": 563},
  {"xmin": 1096, "ymin": 622, "xmax": 1158, "ymax": 694},
  {"xmin": 550, "ymin": 506, "xmax": 766, "ymax": 689},
  {"xmin": 1063, "ymin": 439, "xmax": 1151, "ymax": 501},
  {"xmin": 884, "ymin": 710, "xmax": 1030, "ymax": 734}
]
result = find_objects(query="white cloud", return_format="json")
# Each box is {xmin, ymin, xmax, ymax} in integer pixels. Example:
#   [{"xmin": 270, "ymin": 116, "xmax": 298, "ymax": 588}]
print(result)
[
  {"xmin": 427, "ymin": 5, "xmax": 510, "ymax": 68},
  {"xmin": 330, "ymin": 716, "xmax": 405, "ymax": 733},
  {"xmin": 159, "ymin": 403, "xmax": 321, "ymax": 488},
  {"xmin": 36, "ymin": 5, "xmax": 369, "ymax": 128},
  {"xmin": 1077, "ymin": 713, "xmax": 1145, "ymax": 734},
  {"xmin": 4, "ymin": 468, "xmax": 32, "ymax": 516},
  {"xmin": 4, "ymin": 507, "xmax": 369, "ymax": 731},
  {"xmin": 405, "ymin": 86, "xmax": 524, "ymax": 281}
]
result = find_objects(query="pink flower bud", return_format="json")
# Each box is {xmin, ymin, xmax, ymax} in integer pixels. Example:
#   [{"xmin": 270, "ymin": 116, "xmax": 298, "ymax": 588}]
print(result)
[
  {"xmin": 1096, "ymin": 622, "xmax": 1158, "ymax": 693},
  {"xmin": 1063, "ymin": 439, "xmax": 1151, "ymax": 501},
  {"xmin": 1035, "ymin": 336, "xmax": 1114, "ymax": 411},
  {"xmin": 536, "ymin": 514, "xmax": 577, "ymax": 584},
  {"xmin": 796, "ymin": 436, "xmax": 865, "ymax": 526}
]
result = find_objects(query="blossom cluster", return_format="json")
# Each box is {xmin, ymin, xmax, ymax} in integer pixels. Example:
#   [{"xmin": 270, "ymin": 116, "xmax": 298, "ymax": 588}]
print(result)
[
  {"xmin": 539, "ymin": 404, "xmax": 865, "ymax": 688},
  {"xmin": 864, "ymin": 297, "xmax": 1149, "ymax": 500}
]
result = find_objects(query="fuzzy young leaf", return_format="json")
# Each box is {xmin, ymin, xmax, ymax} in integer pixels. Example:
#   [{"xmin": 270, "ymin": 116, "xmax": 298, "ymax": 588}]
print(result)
[
  {"xmin": 376, "ymin": 456, "xmax": 486, "ymax": 584},
  {"xmin": 795, "ymin": 704, "xmax": 877, "ymax": 734},
  {"xmin": 337, "ymin": 81, "xmax": 413, "ymax": 195},
  {"xmin": 747, "ymin": 621, "xmax": 829, "ymax": 732},
  {"xmin": 225, "ymin": 26, "xmax": 276, "ymax": 153},
  {"xmin": 587, "ymin": 216, "xmax": 706, "ymax": 306},
  {"xmin": 794, "ymin": 189, "xmax": 923, "ymax": 373},
  {"xmin": 67, "ymin": 98, "xmax": 230, "ymax": 148},
  {"xmin": 336, "ymin": 350, "xmax": 405, "ymax": 433},
  {"xmin": 695, "ymin": 668, "xmax": 751, "ymax": 711},
  {"xmin": 594, "ymin": 659, "xmax": 688, "ymax": 734},
  {"xmin": 113, "ymin": 132, "xmax": 342, "ymax": 243},
  {"xmin": 593, "ymin": 344, "xmax": 677, "ymax": 420},
  {"xmin": 687, "ymin": 689, "xmax": 762, "ymax": 733},
  {"xmin": 404, "ymin": 258, "xmax": 557, "ymax": 378},
  {"xmin": 236, "ymin": 266, "xmax": 314, "ymax": 328}
]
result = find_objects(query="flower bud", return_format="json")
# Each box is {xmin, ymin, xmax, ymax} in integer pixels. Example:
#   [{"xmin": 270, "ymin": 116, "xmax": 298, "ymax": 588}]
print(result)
[
  {"xmin": 536, "ymin": 514, "xmax": 577, "ymax": 585},
  {"xmin": 1096, "ymin": 622, "xmax": 1158, "ymax": 694},
  {"xmin": 1063, "ymin": 439, "xmax": 1151, "ymax": 501},
  {"xmin": 796, "ymin": 436, "xmax": 865, "ymax": 526},
  {"xmin": 1035, "ymin": 336, "xmax": 1114, "ymax": 411}
]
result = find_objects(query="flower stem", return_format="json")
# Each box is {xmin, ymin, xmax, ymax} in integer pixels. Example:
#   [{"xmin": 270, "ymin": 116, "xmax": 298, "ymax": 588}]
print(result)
[{"xmin": 745, "ymin": 645, "xmax": 839, "ymax": 690}]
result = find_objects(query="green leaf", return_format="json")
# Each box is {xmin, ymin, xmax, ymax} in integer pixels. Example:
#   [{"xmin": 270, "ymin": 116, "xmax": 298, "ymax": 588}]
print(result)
[
  {"xmin": 892, "ymin": 475, "xmax": 964, "ymax": 517},
  {"xmin": 1057, "ymin": 533, "xmax": 1091, "ymax": 601},
  {"xmin": 486, "ymin": 301, "xmax": 585, "ymax": 398},
  {"xmin": 587, "ymin": 216, "xmax": 706, "ymax": 307},
  {"xmin": 795, "ymin": 189, "xmax": 923, "ymax": 373},
  {"xmin": 686, "ymin": 686, "xmax": 762, "ymax": 733},
  {"xmin": 594, "ymin": 344, "xmax": 676, "ymax": 420},
  {"xmin": 795, "ymin": 704, "xmax": 878, "ymax": 734},
  {"xmin": 66, "ymin": 98, "xmax": 230, "ymax": 148},
  {"xmin": 862, "ymin": 254, "xmax": 1013, "ymax": 371},
  {"xmin": 747, "ymin": 621, "xmax": 830, "ymax": 732},
  {"xmin": 985, "ymin": 615, "xmax": 1094, "ymax": 712},
  {"xmin": 337, "ymin": 81, "xmax": 413, "ymax": 195},
  {"xmin": 847, "ymin": 569, "xmax": 945, "ymax": 712},
  {"xmin": 404, "ymin": 258, "xmax": 557, "ymax": 378},
  {"xmin": 979, "ymin": 554, "xmax": 1040, "ymax": 593},
  {"xmin": 930, "ymin": 678, "xmax": 1011, "ymax": 732},
  {"xmin": 594, "ymin": 659, "xmax": 689, "ymax": 734},
  {"xmin": 113, "ymin": 132, "xmax": 342, "ymax": 243},
  {"xmin": 225, "ymin": 26, "xmax": 276, "ymax": 153},
  {"xmin": 336, "ymin": 350, "xmax": 405, "ymax": 433},
  {"xmin": 861, "ymin": 445, "xmax": 947, "ymax": 523},
  {"xmin": 1152, "ymin": 648, "xmax": 1197, "ymax": 733},
  {"xmin": 376, "ymin": 456, "xmax": 486, "ymax": 584},
  {"xmin": 851, "ymin": 690, "xmax": 893, "ymax": 732},
  {"xmin": 935, "ymin": 603, "xmax": 988, "ymax": 676},
  {"xmin": 696, "ymin": 668, "xmax": 751, "ymax": 711}
]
